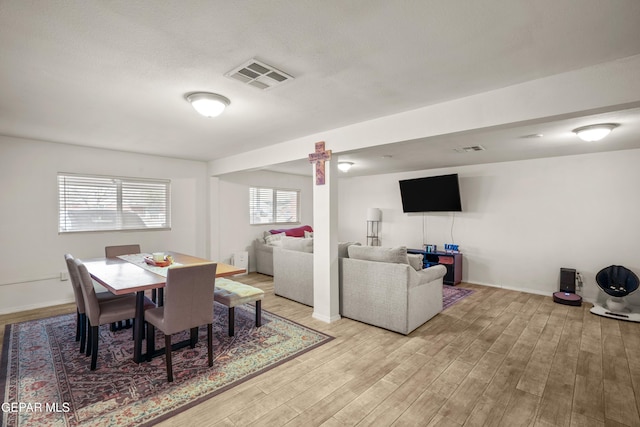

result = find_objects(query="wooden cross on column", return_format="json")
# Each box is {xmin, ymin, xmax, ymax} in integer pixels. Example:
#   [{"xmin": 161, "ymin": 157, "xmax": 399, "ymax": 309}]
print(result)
[{"xmin": 308, "ymin": 141, "xmax": 332, "ymax": 185}]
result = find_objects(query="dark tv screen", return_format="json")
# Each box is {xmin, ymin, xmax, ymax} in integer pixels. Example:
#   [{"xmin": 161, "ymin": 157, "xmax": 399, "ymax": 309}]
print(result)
[{"xmin": 399, "ymin": 173, "xmax": 462, "ymax": 212}]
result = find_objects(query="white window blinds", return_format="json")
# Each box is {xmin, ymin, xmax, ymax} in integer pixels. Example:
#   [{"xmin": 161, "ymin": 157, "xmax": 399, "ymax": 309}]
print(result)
[
  {"xmin": 58, "ymin": 173, "xmax": 171, "ymax": 233},
  {"xmin": 249, "ymin": 187, "xmax": 299, "ymax": 225}
]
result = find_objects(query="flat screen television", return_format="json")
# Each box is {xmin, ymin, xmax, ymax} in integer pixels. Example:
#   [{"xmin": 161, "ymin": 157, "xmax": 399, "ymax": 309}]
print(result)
[{"xmin": 399, "ymin": 173, "xmax": 462, "ymax": 212}]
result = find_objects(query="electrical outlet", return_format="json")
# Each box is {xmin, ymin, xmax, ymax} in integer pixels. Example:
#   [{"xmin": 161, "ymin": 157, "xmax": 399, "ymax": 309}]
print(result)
[{"xmin": 60, "ymin": 271, "xmax": 69, "ymax": 281}]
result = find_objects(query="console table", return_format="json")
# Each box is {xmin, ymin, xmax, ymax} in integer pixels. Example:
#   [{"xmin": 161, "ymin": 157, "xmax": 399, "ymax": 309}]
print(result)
[{"xmin": 407, "ymin": 249, "xmax": 462, "ymax": 285}]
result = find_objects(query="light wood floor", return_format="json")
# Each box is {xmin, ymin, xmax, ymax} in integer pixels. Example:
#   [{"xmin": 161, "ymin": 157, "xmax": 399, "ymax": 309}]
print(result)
[{"xmin": 2, "ymin": 274, "xmax": 640, "ymax": 426}]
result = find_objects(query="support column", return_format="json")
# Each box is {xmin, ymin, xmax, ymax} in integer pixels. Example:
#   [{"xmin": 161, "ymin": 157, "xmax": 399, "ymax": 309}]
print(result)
[
  {"xmin": 312, "ymin": 157, "xmax": 341, "ymax": 323},
  {"xmin": 209, "ymin": 176, "xmax": 220, "ymax": 262}
]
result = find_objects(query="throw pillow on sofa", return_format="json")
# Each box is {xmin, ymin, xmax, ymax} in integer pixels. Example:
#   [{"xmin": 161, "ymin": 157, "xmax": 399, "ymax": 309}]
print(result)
[
  {"xmin": 264, "ymin": 232, "xmax": 287, "ymax": 245},
  {"xmin": 338, "ymin": 242, "xmax": 361, "ymax": 258},
  {"xmin": 407, "ymin": 253, "xmax": 424, "ymax": 271},
  {"xmin": 281, "ymin": 237, "xmax": 314, "ymax": 253},
  {"xmin": 269, "ymin": 225, "xmax": 313, "ymax": 238},
  {"xmin": 347, "ymin": 245, "xmax": 410, "ymax": 265}
]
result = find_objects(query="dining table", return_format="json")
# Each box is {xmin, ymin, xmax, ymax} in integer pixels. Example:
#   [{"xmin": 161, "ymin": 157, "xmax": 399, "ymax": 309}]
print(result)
[{"xmin": 83, "ymin": 251, "xmax": 245, "ymax": 363}]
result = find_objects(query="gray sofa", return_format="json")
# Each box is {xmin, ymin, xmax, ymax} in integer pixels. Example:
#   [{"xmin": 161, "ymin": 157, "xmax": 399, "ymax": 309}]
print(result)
[
  {"xmin": 254, "ymin": 226, "xmax": 313, "ymax": 275},
  {"xmin": 273, "ymin": 244, "xmax": 446, "ymax": 335},
  {"xmin": 272, "ymin": 240, "xmax": 357, "ymax": 307},
  {"xmin": 341, "ymin": 246, "xmax": 446, "ymax": 335},
  {"xmin": 254, "ymin": 238, "xmax": 275, "ymax": 276},
  {"xmin": 273, "ymin": 247, "xmax": 314, "ymax": 306}
]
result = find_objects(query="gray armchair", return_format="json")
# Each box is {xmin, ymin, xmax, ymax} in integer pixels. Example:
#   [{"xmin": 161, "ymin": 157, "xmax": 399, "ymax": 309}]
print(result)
[{"xmin": 340, "ymin": 246, "xmax": 446, "ymax": 335}]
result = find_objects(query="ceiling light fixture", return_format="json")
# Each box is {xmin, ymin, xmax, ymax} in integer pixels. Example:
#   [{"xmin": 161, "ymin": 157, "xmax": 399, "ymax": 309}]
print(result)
[
  {"xmin": 572, "ymin": 123, "xmax": 619, "ymax": 142},
  {"xmin": 186, "ymin": 92, "xmax": 230, "ymax": 118},
  {"xmin": 338, "ymin": 162, "xmax": 354, "ymax": 172}
]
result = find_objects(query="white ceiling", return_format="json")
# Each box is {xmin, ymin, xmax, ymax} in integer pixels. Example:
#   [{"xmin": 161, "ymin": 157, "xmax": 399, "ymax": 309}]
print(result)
[
  {"xmin": 266, "ymin": 106, "xmax": 640, "ymax": 177},
  {"xmin": 1, "ymin": 1, "xmax": 640, "ymax": 175}
]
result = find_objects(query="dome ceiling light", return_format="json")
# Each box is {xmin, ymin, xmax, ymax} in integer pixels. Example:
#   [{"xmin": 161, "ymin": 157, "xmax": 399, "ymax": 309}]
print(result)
[
  {"xmin": 573, "ymin": 123, "xmax": 619, "ymax": 142},
  {"xmin": 186, "ymin": 92, "xmax": 230, "ymax": 118},
  {"xmin": 338, "ymin": 162, "xmax": 354, "ymax": 172}
]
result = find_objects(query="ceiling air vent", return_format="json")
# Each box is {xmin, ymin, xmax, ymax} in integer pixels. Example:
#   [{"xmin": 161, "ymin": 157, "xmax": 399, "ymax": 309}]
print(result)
[
  {"xmin": 225, "ymin": 59, "xmax": 294, "ymax": 90},
  {"xmin": 455, "ymin": 145, "xmax": 486, "ymax": 153}
]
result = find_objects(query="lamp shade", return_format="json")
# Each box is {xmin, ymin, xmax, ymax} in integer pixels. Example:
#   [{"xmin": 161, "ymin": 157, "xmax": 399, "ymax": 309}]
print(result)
[
  {"xmin": 367, "ymin": 208, "xmax": 382, "ymax": 222},
  {"xmin": 573, "ymin": 123, "xmax": 618, "ymax": 142},
  {"xmin": 186, "ymin": 92, "xmax": 230, "ymax": 118}
]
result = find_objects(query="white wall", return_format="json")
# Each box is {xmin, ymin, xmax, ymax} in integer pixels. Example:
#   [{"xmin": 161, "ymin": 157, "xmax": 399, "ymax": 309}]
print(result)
[
  {"xmin": 211, "ymin": 170, "xmax": 313, "ymax": 271},
  {"xmin": 338, "ymin": 149, "xmax": 640, "ymax": 302},
  {"xmin": 0, "ymin": 136, "xmax": 209, "ymax": 314}
]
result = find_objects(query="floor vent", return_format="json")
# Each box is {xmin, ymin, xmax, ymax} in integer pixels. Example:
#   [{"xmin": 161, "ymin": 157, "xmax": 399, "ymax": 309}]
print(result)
[
  {"xmin": 455, "ymin": 145, "xmax": 486, "ymax": 153},
  {"xmin": 225, "ymin": 59, "xmax": 294, "ymax": 90}
]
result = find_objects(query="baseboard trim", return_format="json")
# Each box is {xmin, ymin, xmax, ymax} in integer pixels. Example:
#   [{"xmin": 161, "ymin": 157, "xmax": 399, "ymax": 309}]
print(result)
[
  {"xmin": 467, "ymin": 281, "xmax": 594, "ymax": 304},
  {"xmin": 0, "ymin": 297, "xmax": 75, "ymax": 316},
  {"xmin": 312, "ymin": 312, "xmax": 341, "ymax": 323}
]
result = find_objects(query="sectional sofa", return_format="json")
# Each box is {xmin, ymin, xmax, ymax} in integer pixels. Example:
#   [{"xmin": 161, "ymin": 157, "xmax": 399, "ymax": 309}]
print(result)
[
  {"xmin": 254, "ymin": 225, "xmax": 313, "ymax": 275},
  {"xmin": 273, "ymin": 244, "xmax": 446, "ymax": 335}
]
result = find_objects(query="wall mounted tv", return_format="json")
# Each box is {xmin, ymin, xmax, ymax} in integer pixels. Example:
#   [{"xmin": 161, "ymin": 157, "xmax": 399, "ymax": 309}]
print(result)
[{"xmin": 399, "ymin": 173, "xmax": 462, "ymax": 212}]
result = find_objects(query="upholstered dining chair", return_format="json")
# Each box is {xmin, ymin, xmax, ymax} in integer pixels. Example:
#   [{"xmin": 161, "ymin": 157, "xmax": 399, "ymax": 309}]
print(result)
[
  {"xmin": 73, "ymin": 258, "xmax": 154, "ymax": 370},
  {"xmin": 105, "ymin": 244, "xmax": 141, "ymax": 258},
  {"xmin": 104, "ymin": 244, "xmax": 145, "ymax": 323},
  {"xmin": 105, "ymin": 244, "xmax": 162, "ymax": 307},
  {"xmin": 145, "ymin": 262, "xmax": 218, "ymax": 382},
  {"xmin": 64, "ymin": 254, "xmax": 129, "ymax": 353}
]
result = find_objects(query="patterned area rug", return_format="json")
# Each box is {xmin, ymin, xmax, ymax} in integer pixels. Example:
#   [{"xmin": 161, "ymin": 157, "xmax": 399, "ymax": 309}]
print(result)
[
  {"xmin": 0, "ymin": 303, "xmax": 333, "ymax": 427},
  {"xmin": 443, "ymin": 285, "xmax": 474, "ymax": 309}
]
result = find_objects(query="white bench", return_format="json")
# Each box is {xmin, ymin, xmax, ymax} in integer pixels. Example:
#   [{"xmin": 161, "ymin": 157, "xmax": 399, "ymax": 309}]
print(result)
[{"xmin": 214, "ymin": 278, "xmax": 265, "ymax": 336}]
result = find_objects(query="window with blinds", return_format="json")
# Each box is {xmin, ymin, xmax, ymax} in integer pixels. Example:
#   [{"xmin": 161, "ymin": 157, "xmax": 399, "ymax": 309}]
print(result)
[
  {"xmin": 249, "ymin": 187, "xmax": 300, "ymax": 225},
  {"xmin": 58, "ymin": 173, "xmax": 171, "ymax": 233}
]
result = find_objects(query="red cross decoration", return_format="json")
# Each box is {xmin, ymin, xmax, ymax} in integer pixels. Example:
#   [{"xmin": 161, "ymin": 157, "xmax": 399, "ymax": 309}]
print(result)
[{"xmin": 308, "ymin": 141, "xmax": 332, "ymax": 185}]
